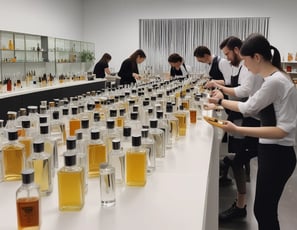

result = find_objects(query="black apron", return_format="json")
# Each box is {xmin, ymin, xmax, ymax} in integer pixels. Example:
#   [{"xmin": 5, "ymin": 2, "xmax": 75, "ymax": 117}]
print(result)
[{"xmin": 209, "ymin": 56, "xmax": 225, "ymax": 81}]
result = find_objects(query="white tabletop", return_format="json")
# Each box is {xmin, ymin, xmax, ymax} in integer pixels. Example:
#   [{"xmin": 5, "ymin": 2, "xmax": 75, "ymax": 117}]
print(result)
[{"xmin": 0, "ymin": 119, "xmax": 219, "ymax": 230}]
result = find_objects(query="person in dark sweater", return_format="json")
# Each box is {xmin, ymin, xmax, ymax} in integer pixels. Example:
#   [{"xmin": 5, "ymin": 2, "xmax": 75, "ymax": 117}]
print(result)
[
  {"xmin": 118, "ymin": 49, "xmax": 146, "ymax": 85},
  {"xmin": 93, "ymin": 53, "xmax": 112, "ymax": 78},
  {"xmin": 168, "ymin": 53, "xmax": 189, "ymax": 79}
]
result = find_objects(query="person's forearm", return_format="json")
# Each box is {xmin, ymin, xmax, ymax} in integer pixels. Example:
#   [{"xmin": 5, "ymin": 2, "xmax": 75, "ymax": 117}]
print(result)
[
  {"xmin": 236, "ymin": 126, "xmax": 287, "ymax": 139},
  {"xmin": 220, "ymin": 99, "xmax": 240, "ymax": 112},
  {"xmin": 220, "ymin": 86, "xmax": 236, "ymax": 97}
]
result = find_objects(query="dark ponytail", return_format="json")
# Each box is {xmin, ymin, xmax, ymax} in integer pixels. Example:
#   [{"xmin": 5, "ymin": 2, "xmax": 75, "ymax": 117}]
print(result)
[{"xmin": 240, "ymin": 33, "xmax": 283, "ymax": 72}]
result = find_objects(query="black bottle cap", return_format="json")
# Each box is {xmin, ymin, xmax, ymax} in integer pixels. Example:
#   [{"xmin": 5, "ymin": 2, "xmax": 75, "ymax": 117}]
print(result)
[
  {"xmin": 81, "ymin": 118, "xmax": 89, "ymax": 129},
  {"xmin": 112, "ymin": 139, "xmax": 121, "ymax": 150},
  {"xmin": 53, "ymin": 111, "xmax": 59, "ymax": 120},
  {"xmin": 40, "ymin": 124, "xmax": 49, "ymax": 134},
  {"xmin": 132, "ymin": 105, "xmax": 139, "ymax": 112},
  {"xmin": 132, "ymin": 135, "xmax": 141, "ymax": 147},
  {"xmin": 123, "ymin": 126, "xmax": 131, "ymax": 137},
  {"xmin": 106, "ymin": 119, "xmax": 115, "ymax": 129},
  {"xmin": 62, "ymin": 108, "xmax": 69, "ymax": 115},
  {"xmin": 76, "ymin": 130, "xmax": 83, "ymax": 140},
  {"xmin": 90, "ymin": 129, "xmax": 100, "ymax": 140},
  {"xmin": 125, "ymin": 91, "xmax": 130, "ymax": 97},
  {"xmin": 157, "ymin": 93, "xmax": 163, "ymax": 98},
  {"xmin": 8, "ymin": 129, "xmax": 18, "ymax": 140},
  {"xmin": 39, "ymin": 115, "xmax": 48, "ymax": 124},
  {"xmin": 109, "ymin": 109, "xmax": 117, "ymax": 118},
  {"xmin": 151, "ymin": 96, "xmax": 156, "ymax": 101},
  {"xmin": 179, "ymin": 105, "xmax": 184, "ymax": 110},
  {"xmin": 132, "ymin": 89, "xmax": 137, "ymax": 94},
  {"xmin": 150, "ymin": 119, "xmax": 158, "ymax": 128},
  {"xmin": 71, "ymin": 106, "xmax": 78, "ymax": 115},
  {"xmin": 119, "ymin": 108, "xmax": 125, "ymax": 116},
  {"xmin": 22, "ymin": 119, "xmax": 31, "ymax": 128},
  {"xmin": 148, "ymin": 108, "xmax": 153, "ymax": 114},
  {"xmin": 156, "ymin": 111, "xmax": 164, "ymax": 119},
  {"xmin": 66, "ymin": 136, "xmax": 76, "ymax": 150},
  {"xmin": 93, "ymin": 112, "xmax": 100, "ymax": 122},
  {"xmin": 64, "ymin": 154, "xmax": 76, "ymax": 166},
  {"xmin": 141, "ymin": 129, "xmax": 149, "ymax": 138},
  {"xmin": 142, "ymin": 125, "xmax": 149, "ymax": 129},
  {"xmin": 143, "ymin": 100, "xmax": 149, "ymax": 106},
  {"xmin": 130, "ymin": 112, "xmax": 138, "ymax": 120},
  {"xmin": 33, "ymin": 140, "xmax": 44, "ymax": 153},
  {"xmin": 22, "ymin": 169, "xmax": 34, "ymax": 184},
  {"xmin": 87, "ymin": 103, "xmax": 95, "ymax": 111}
]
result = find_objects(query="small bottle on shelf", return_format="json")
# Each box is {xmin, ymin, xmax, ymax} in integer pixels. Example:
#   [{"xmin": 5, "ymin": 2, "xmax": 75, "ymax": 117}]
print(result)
[
  {"xmin": 16, "ymin": 169, "xmax": 41, "ymax": 230},
  {"xmin": 126, "ymin": 135, "xmax": 147, "ymax": 186},
  {"xmin": 58, "ymin": 153, "xmax": 84, "ymax": 211}
]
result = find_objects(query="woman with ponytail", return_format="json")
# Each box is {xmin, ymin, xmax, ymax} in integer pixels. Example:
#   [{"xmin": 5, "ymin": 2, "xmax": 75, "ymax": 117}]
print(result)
[{"xmin": 209, "ymin": 33, "xmax": 297, "ymax": 230}]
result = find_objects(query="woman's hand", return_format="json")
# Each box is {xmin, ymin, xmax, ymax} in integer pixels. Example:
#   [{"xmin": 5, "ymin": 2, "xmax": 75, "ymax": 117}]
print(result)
[
  {"xmin": 221, "ymin": 120, "xmax": 239, "ymax": 134},
  {"xmin": 132, "ymin": 73, "xmax": 141, "ymax": 80},
  {"xmin": 204, "ymin": 80, "xmax": 218, "ymax": 89},
  {"xmin": 210, "ymin": 89, "xmax": 224, "ymax": 99},
  {"xmin": 203, "ymin": 103, "xmax": 217, "ymax": 110}
]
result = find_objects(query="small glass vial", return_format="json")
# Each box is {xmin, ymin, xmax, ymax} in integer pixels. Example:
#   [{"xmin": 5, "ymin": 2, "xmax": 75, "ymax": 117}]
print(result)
[
  {"xmin": 141, "ymin": 129, "xmax": 156, "ymax": 174},
  {"xmin": 27, "ymin": 140, "xmax": 53, "ymax": 196},
  {"xmin": 58, "ymin": 154, "xmax": 84, "ymax": 211},
  {"xmin": 109, "ymin": 139, "xmax": 125, "ymax": 184},
  {"xmin": 99, "ymin": 163, "xmax": 116, "ymax": 207},
  {"xmin": 149, "ymin": 119, "xmax": 165, "ymax": 158},
  {"xmin": 87, "ymin": 129, "xmax": 107, "ymax": 178},
  {"xmin": 126, "ymin": 135, "xmax": 147, "ymax": 186},
  {"xmin": 18, "ymin": 119, "xmax": 33, "ymax": 159},
  {"xmin": 16, "ymin": 169, "xmax": 41, "ymax": 230},
  {"xmin": 2, "ymin": 129, "xmax": 25, "ymax": 181}
]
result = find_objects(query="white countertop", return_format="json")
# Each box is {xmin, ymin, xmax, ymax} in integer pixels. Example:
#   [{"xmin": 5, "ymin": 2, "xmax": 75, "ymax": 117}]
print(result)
[
  {"xmin": 0, "ymin": 78, "xmax": 106, "ymax": 99},
  {"xmin": 0, "ymin": 119, "xmax": 218, "ymax": 230}
]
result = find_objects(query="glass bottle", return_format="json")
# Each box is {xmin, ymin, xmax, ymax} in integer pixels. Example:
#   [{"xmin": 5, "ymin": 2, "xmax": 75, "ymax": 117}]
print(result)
[
  {"xmin": 103, "ymin": 119, "xmax": 120, "ymax": 155},
  {"xmin": 4, "ymin": 111, "xmax": 17, "ymax": 137},
  {"xmin": 66, "ymin": 135, "xmax": 88, "ymax": 193},
  {"xmin": 174, "ymin": 105, "xmax": 187, "ymax": 137},
  {"xmin": 69, "ymin": 106, "xmax": 81, "ymax": 136},
  {"xmin": 121, "ymin": 126, "xmax": 132, "ymax": 154},
  {"xmin": 125, "ymin": 112, "xmax": 141, "ymax": 136},
  {"xmin": 18, "ymin": 119, "xmax": 34, "ymax": 161},
  {"xmin": 116, "ymin": 108, "xmax": 125, "ymax": 128},
  {"xmin": 27, "ymin": 140, "xmax": 53, "ymax": 196},
  {"xmin": 149, "ymin": 119, "xmax": 165, "ymax": 158},
  {"xmin": 87, "ymin": 129, "xmax": 107, "ymax": 178},
  {"xmin": 141, "ymin": 129, "xmax": 155, "ymax": 174},
  {"xmin": 58, "ymin": 153, "xmax": 84, "ymax": 211},
  {"xmin": 126, "ymin": 135, "xmax": 146, "ymax": 186},
  {"xmin": 156, "ymin": 110, "xmax": 169, "ymax": 149},
  {"xmin": 99, "ymin": 163, "xmax": 116, "ymax": 207},
  {"xmin": 0, "ymin": 120, "xmax": 4, "ymax": 182},
  {"xmin": 16, "ymin": 169, "xmax": 41, "ymax": 230},
  {"xmin": 27, "ymin": 106, "xmax": 39, "ymax": 137},
  {"xmin": 109, "ymin": 139, "xmax": 125, "ymax": 184},
  {"xmin": 38, "ymin": 124, "xmax": 58, "ymax": 173},
  {"xmin": 165, "ymin": 101, "xmax": 179, "ymax": 146},
  {"xmin": 50, "ymin": 110, "xmax": 66, "ymax": 145},
  {"xmin": 2, "ymin": 129, "xmax": 25, "ymax": 181}
]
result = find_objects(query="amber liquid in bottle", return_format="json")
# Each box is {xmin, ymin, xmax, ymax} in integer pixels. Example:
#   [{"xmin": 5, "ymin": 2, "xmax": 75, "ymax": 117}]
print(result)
[
  {"xmin": 126, "ymin": 138, "xmax": 147, "ymax": 186},
  {"xmin": 58, "ymin": 169, "xmax": 84, "ymax": 211},
  {"xmin": 174, "ymin": 113, "xmax": 187, "ymax": 136},
  {"xmin": 19, "ymin": 138, "xmax": 32, "ymax": 159},
  {"xmin": 3, "ymin": 145, "xmax": 24, "ymax": 181},
  {"xmin": 17, "ymin": 197, "xmax": 40, "ymax": 230},
  {"xmin": 88, "ymin": 144, "xmax": 106, "ymax": 177},
  {"xmin": 69, "ymin": 119, "xmax": 81, "ymax": 136},
  {"xmin": 189, "ymin": 109, "xmax": 197, "ymax": 124},
  {"xmin": 116, "ymin": 116, "xmax": 125, "ymax": 128}
]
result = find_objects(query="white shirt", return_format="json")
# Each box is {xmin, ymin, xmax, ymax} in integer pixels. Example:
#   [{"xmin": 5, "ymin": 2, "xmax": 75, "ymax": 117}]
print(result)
[
  {"xmin": 217, "ymin": 56, "xmax": 232, "ymax": 83},
  {"xmin": 238, "ymin": 71, "xmax": 297, "ymax": 146}
]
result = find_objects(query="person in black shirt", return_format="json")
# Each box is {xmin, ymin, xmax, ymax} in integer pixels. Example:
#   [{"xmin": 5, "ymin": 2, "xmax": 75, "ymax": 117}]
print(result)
[
  {"xmin": 168, "ymin": 53, "xmax": 189, "ymax": 79},
  {"xmin": 118, "ymin": 49, "xmax": 146, "ymax": 85},
  {"xmin": 93, "ymin": 53, "xmax": 112, "ymax": 78}
]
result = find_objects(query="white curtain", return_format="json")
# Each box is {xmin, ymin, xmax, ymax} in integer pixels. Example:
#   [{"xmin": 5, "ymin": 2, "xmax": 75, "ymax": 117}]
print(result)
[{"xmin": 139, "ymin": 17, "xmax": 269, "ymax": 74}]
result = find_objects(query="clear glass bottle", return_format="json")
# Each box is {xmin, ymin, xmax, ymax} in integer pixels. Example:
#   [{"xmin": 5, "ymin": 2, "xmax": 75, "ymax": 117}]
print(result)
[
  {"xmin": 58, "ymin": 153, "xmax": 84, "ymax": 211},
  {"xmin": 165, "ymin": 102, "xmax": 179, "ymax": 146},
  {"xmin": 99, "ymin": 163, "xmax": 116, "ymax": 207},
  {"xmin": 87, "ymin": 129, "xmax": 107, "ymax": 178},
  {"xmin": 126, "ymin": 135, "xmax": 146, "ymax": 186},
  {"xmin": 18, "ymin": 119, "xmax": 33, "ymax": 160},
  {"xmin": 27, "ymin": 106, "xmax": 39, "ymax": 137},
  {"xmin": 16, "ymin": 169, "xmax": 41, "ymax": 230},
  {"xmin": 156, "ymin": 110, "xmax": 169, "ymax": 149},
  {"xmin": 50, "ymin": 110, "xmax": 66, "ymax": 145},
  {"xmin": 38, "ymin": 124, "xmax": 58, "ymax": 173},
  {"xmin": 141, "ymin": 129, "xmax": 155, "ymax": 174},
  {"xmin": 116, "ymin": 108, "xmax": 125, "ymax": 128},
  {"xmin": 109, "ymin": 139, "xmax": 125, "ymax": 184},
  {"xmin": 4, "ymin": 111, "xmax": 17, "ymax": 137},
  {"xmin": 121, "ymin": 126, "xmax": 132, "ymax": 155},
  {"xmin": 103, "ymin": 119, "xmax": 120, "ymax": 155},
  {"xmin": 125, "ymin": 112, "xmax": 141, "ymax": 136},
  {"xmin": 2, "ymin": 129, "xmax": 25, "ymax": 181},
  {"xmin": 149, "ymin": 119, "xmax": 165, "ymax": 158},
  {"xmin": 27, "ymin": 140, "xmax": 53, "ymax": 196},
  {"xmin": 69, "ymin": 106, "xmax": 81, "ymax": 136}
]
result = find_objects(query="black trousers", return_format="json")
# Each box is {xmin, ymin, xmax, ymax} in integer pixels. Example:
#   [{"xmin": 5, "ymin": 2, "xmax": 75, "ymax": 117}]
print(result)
[{"xmin": 254, "ymin": 144, "xmax": 296, "ymax": 230}]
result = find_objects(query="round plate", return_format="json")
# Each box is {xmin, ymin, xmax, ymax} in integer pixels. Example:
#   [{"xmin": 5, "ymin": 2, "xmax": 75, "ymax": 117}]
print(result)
[{"xmin": 203, "ymin": 116, "xmax": 226, "ymax": 128}]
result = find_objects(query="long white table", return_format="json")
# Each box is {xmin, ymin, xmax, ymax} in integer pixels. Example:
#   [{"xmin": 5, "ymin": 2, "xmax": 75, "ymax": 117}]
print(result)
[{"xmin": 0, "ymin": 118, "xmax": 221, "ymax": 230}]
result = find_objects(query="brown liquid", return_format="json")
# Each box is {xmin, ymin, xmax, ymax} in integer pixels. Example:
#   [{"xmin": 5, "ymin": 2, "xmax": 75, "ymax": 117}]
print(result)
[
  {"xmin": 17, "ymin": 197, "xmax": 40, "ymax": 230},
  {"xmin": 3, "ymin": 145, "xmax": 24, "ymax": 181},
  {"xmin": 69, "ymin": 118, "xmax": 81, "ymax": 136},
  {"xmin": 116, "ymin": 117, "xmax": 124, "ymax": 128},
  {"xmin": 189, "ymin": 110, "xmax": 197, "ymax": 124}
]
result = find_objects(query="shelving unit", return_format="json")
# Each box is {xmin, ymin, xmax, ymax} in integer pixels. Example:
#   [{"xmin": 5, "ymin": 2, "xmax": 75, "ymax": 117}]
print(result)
[
  {"xmin": 0, "ymin": 30, "xmax": 95, "ymax": 85},
  {"xmin": 281, "ymin": 61, "xmax": 297, "ymax": 85}
]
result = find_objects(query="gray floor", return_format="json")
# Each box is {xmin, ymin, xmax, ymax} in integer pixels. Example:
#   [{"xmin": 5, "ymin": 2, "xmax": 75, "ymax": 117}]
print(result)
[{"xmin": 218, "ymin": 143, "xmax": 297, "ymax": 230}]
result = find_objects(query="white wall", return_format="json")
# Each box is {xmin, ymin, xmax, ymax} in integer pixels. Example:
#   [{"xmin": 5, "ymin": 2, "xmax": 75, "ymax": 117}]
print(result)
[
  {"xmin": 0, "ymin": 0, "xmax": 83, "ymax": 40},
  {"xmin": 83, "ymin": 0, "xmax": 297, "ymax": 71}
]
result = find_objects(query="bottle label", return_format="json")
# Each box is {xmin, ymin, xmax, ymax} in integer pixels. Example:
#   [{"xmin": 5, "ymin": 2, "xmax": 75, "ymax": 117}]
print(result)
[{"xmin": 17, "ymin": 197, "xmax": 40, "ymax": 227}]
